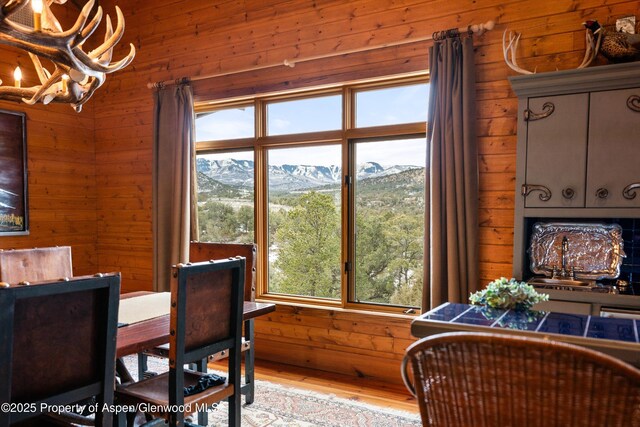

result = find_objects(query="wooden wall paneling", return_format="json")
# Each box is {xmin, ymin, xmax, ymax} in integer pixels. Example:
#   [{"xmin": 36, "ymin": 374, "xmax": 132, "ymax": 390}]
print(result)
[
  {"xmin": 265, "ymin": 304, "xmax": 414, "ymax": 338},
  {"xmin": 253, "ymin": 305, "xmax": 413, "ymax": 384},
  {"xmin": 480, "ymin": 172, "xmax": 516, "ymax": 192},
  {"xmin": 479, "ymin": 208, "xmax": 515, "ymax": 228},
  {"xmin": 479, "ymin": 191, "xmax": 515, "ymax": 209},
  {"xmin": 479, "ymin": 227, "xmax": 514, "ymax": 248},
  {"xmin": 480, "ymin": 262, "xmax": 516, "ymax": 282},
  {"xmin": 478, "ymin": 136, "xmax": 517, "ymax": 155},
  {"xmin": 0, "ymin": 97, "xmax": 97, "ymax": 277},
  {"xmin": 90, "ymin": 0, "xmax": 640, "ymax": 384},
  {"xmin": 254, "ymin": 338, "xmax": 403, "ymax": 384}
]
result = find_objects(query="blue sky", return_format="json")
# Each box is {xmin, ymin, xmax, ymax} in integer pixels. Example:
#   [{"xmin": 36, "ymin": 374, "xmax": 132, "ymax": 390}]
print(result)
[{"xmin": 196, "ymin": 82, "xmax": 428, "ymax": 167}]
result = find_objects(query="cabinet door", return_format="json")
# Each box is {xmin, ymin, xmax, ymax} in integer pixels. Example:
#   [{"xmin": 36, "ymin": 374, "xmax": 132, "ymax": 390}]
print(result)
[
  {"xmin": 587, "ymin": 88, "xmax": 640, "ymax": 208},
  {"xmin": 524, "ymin": 94, "xmax": 589, "ymax": 208}
]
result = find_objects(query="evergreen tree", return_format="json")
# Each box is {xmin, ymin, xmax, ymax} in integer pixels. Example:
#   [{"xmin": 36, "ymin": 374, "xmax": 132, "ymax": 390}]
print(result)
[
  {"xmin": 271, "ymin": 192, "xmax": 341, "ymax": 298},
  {"xmin": 386, "ymin": 214, "xmax": 424, "ymax": 307},
  {"xmin": 354, "ymin": 210, "xmax": 394, "ymax": 302}
]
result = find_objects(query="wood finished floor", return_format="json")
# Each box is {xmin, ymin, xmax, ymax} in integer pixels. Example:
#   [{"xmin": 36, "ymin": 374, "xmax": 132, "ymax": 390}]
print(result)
[{"xmin": 210, "ymin": 358, "xmax": 420, "ymax": 414}]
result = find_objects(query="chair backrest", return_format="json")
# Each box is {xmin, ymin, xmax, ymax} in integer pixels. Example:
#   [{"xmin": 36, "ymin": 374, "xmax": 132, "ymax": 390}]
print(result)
[
  {"xmin": 402, "ymin": 332, "xmax": 640, "ymax": 427},
  {"xmin": 168, "ymin": 259, "xmax": 245, "ymax": 403},
  {"xmin": 0, "ymin": 246, "xmax": 73, "ymax": 284},
  {"xmin": 189, "ymin": 241, "xmax": 256, "ymax": 302},
  {"xmin": 0, "ymin": 273, "xmax": 121, "ymax": 426}
]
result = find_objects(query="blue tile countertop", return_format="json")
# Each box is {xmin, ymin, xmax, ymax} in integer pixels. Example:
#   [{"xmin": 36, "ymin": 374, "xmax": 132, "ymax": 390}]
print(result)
[{"xmin": 411, "ymin": 303, "xmax": 640, "ymax": 367}]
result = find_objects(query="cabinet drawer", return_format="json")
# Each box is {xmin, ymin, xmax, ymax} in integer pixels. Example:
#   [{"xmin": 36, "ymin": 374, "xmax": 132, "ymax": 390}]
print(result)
[{"xmin": 533, "ymin": 300, "xmax": 592, "ymax": 315}]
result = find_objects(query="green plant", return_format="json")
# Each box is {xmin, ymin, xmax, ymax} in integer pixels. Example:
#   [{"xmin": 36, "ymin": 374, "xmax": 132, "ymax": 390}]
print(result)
[{"xmin": 469, "ymin": 277, "xmax": 549, "ymax": 311}]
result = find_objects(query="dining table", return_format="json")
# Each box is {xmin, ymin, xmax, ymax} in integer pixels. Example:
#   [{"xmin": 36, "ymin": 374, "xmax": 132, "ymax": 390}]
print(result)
[
  {"xmin": 411, "ymin": 302, "xmax": 640, "ymax": 367},
  {"xmin": 115, "ymin": 291, "xmax": 275, "ymax": 382}
]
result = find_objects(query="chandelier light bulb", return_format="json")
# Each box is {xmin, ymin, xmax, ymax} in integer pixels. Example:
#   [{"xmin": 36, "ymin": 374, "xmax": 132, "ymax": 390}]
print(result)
[
  {"xmin": 14, "ymin": 66, "xmax": 22, "ymax": 88},
  {"xmin": 61, "ymin": 74, "xmax": 69, "ymax": 93},
  {"xmin": 31, "ymin": 0, "xmax": 43, "ymax": 31},
  {"xmin": 31, "ymin": 0, "xmax": 43, "ymax": 13}
]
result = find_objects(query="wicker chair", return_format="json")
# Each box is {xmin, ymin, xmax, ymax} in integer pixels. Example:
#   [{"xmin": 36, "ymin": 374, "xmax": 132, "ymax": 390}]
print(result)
[{"xmin": 402, "ymin": 332, "xmax": 640, "ymax": 427}]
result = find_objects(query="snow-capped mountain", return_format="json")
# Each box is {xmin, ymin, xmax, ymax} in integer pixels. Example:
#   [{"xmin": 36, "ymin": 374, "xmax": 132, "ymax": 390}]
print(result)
[
  {"xmin": 197, "ymin": 158, "xmax": 422, "ymax": 191},
  {"xmin": 196, "ymin": 158, "xmax": 255, "ymax": 188}
]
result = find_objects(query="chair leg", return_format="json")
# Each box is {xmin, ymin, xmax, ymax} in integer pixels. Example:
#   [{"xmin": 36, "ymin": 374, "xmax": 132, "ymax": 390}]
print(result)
[
  {"xmin": 138, "ymin": 352, "xmax": 148, "ymax": 380},
  {"xmin": 244, "ymin": 319, "xmax": 255, "ymax": 404},
  {"xmin": 169, "ymin": 411, "xmax": 185, "ymax": 427},
  {"xmin": 116, "ymin": 358, "xmax": 135, "ymax": 385},
  {"xmin": 113, "ymin": 411, "xmax": 127, "ymax": 427},
  {"xmin": 229, "ymin": 393, "xmax": 240, "ymax": 427},
  {"xmin": 229, "ymin": 345, "xmax": 242, "ymax": 427},
  {"xmin": 126, "ymin": 411, "xmax": 137, "ymax": 427},
  {"xmin": 194, "ymin": 358, "xmax": 207, "ymax": 426}
]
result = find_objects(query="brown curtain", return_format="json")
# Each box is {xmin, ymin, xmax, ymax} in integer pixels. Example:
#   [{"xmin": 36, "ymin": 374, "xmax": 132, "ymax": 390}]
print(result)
[
  {"xmin": 152, "ymin": 83, "xmax": 195, "ymax": 292},
  {"xmin": 423, "ymin": 36, "xmax": 479, "ymax": 311}
]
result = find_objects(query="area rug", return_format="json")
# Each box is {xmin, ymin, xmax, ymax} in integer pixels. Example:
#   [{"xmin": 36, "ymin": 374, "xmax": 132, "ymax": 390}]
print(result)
[{"xmin": 123, "ymin": 356, "xmax": 421, "ymax": 427}]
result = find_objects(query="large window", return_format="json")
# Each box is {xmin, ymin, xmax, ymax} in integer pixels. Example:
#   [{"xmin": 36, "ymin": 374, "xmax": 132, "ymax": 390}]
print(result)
[
  {"xmin": 268, "ymin": 145, "xmax": 342, "ymax": 299},
  {"xmin": 195, "ymin": 76, "xmax": 428, "ymax": 312},
  {"xmin": 195, "ymin": 150, "xmax": 254, "ymax": 244},
  {"xmin": 267, "ymin": 95, "xmax": 342, "ymax": 135},
  {"xmin": 355, "ymin": 84, "xmax": 429, "ymax": 127},
  {"xmin": 352, "ymin": 138, "xmax": 425, "ymax": 308},
  {"xmin": 196, "ymin": 105, "xmax": 255, "ymax": 140}
]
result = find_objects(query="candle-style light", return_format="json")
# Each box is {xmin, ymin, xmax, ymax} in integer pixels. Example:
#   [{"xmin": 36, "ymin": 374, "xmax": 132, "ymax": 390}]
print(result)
[
  {"xmin": 31, "ymin": 0, "xmax": 43, "ymax": 32},
  {"xmin": 0, "ymin": 0, "xmax": 135, "ymax": 112},
  {"xmin": 61, "ymin": 73, "xmax": 69, "ymax": 94},
  {"xmin": 13, "ymin": 66, "xmax": 22, "ymax": 88}
]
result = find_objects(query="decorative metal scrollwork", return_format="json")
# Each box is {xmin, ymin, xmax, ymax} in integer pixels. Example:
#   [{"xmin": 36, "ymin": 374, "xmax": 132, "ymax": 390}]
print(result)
[
  {"xmin": 627, "ymin": 95, "xmax": 640, "ymax": 113},
  {"xmin": 623, "ymin": 183, "xmax": 640, "ymax": 200},
  {"xmin": 562, "ymin": 187, "xmax": 575, "ymax": 200},
  {"xmin": 524, "ymin": 102, "xmax": 555, "ymax": 121},
  {"xmin": 596, "ymin": 188, "xmax": 609, "ymax": 199},
  {"xmin": 522, "ymin": 184, "xmax": 552, "ymax": 201}
]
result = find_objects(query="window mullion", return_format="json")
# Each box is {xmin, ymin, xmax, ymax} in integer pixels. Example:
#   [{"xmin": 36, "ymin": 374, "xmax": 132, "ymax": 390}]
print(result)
[
  {"xmin": 342, "ymin": 86, "xmax": 352, "ymax": 308},
  {"xmin": 255, "ymin": 99, "xmax": 268, "ymax": 298}
]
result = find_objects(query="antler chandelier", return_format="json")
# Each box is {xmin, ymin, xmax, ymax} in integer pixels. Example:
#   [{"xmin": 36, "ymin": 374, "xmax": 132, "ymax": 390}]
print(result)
[{"xmin": 0, "ymin": 0, "xmax": 135, "ymax": 112}]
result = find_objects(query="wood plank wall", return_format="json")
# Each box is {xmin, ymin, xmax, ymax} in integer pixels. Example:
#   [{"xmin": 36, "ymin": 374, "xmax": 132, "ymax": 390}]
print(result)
[
  {"xmin": 19, "ymin": 0, "xmax": 636, "ymax": 384},
  {"xmin": 0, "ymin": 21, "xmax": 98, "ymax": 277}
]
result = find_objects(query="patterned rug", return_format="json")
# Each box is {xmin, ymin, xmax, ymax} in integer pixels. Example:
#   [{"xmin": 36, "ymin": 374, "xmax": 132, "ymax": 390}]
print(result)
[{"xmin": 123, "ymin": 356, "xmax": 421, "ymax": 427}]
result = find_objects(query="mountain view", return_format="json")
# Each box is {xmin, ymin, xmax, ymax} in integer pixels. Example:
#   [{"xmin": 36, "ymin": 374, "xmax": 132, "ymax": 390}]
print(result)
[
  {"xmin": 195, "ymin": 156, "xmax": 425, "ymax": 308},
  {"xmin": 196, "ymin": 157, "xmax": 423, "ymax": 193}
]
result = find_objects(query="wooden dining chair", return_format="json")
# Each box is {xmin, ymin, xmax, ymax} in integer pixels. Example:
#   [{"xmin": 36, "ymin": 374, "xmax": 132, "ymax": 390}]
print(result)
[
  {"xmin": 0, "ymin": 246, "xmax": 73, "ymax": 285},
  {"xmin": 402, "ymin": 331, "xmax": 640, "ymax": 427},
  {"xmin": 116, "ymin": 258, "xmax": 245, "ymax": 427},
  {"xmin": 139, "ymin": 242, "xmax": 258, "ymax": 403},
  {"xmin": 189, "ymin": 242, "xmax": 257, "ymax": 401},
  {"xmin": 0, "ymin": 273, "xmax": 121, "ymax": 427}
]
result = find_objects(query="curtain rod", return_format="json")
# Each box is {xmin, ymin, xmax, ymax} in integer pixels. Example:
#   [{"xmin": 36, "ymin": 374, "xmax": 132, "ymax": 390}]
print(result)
[{"xmin": 147, "ymin": 20, "xmax": 495, "ymax": 89}]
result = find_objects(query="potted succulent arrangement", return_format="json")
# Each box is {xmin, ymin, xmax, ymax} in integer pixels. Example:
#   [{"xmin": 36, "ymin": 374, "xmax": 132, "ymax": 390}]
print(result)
[
  {"xmin": 470, "ymin": 277, "xmax": 549, "ymax": 311},
  {"xmin": 469, "ymin": 277, "xmax": 550, "ymax": 329}
]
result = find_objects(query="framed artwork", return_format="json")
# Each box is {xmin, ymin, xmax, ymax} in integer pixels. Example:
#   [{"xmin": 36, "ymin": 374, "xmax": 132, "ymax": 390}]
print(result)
[{"xmin": 0, "ymin": 110, "xmax": 28, "ymax": 235}]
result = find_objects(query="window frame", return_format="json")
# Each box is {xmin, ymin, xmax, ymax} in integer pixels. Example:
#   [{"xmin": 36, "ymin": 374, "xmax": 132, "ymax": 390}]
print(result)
[{"xmin": 195, "ymin": 73, "xmax": 428, "ymax": 314}]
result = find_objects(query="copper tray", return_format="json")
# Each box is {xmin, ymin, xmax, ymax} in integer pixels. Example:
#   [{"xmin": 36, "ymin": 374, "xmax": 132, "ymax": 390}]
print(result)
[{"xmin": 528, "ymin": 222, "xmax": 625, "ymax": 280}]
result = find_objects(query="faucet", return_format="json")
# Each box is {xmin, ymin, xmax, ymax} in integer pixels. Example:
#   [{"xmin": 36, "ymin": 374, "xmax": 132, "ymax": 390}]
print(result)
[{"xmin": 560, "ymin": 236, "xmax": 571, "ymax": 278}]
